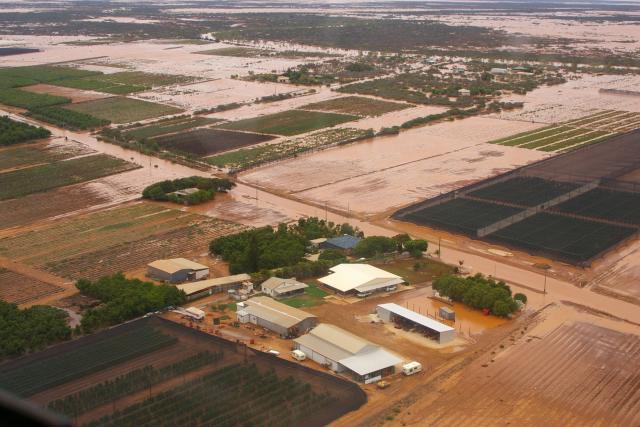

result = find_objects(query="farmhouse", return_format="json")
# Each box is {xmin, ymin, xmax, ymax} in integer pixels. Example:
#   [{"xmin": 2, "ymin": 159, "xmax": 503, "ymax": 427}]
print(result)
[
  {"xmin": 261, "ymin": 277, "xmax": 308, "ymax": 298},
  {"xmin": 277, "ymin": 76, "xmax": 291, "ymax": 83},
  {"xmin": 147, "ymin": 258, "xmax": 209, "ymax": 283},
  {"xmin": 319, "ymin": 235, "xmax": 362, "ymax": 251},
  {"xmin": 236, "ymin": 296, "xmax": 317, "ymax": 337},
  {"xmin": 176, "ymin": 273, "xmax": 252, "ymax": 301},
  {"xmin": 377, "ymin": 303, "xmax": 456, "ymax": 344},
  {"xmin": 318, "ymin": 263, "xmax": 404, "ymax": 295},
  {"xmin": 294, "ymin": 324, "xmax": 402, "ymax": 383}
]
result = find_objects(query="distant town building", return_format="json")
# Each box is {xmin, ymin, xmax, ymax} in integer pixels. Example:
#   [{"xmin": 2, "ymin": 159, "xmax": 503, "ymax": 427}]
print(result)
[
  {"xmin": 490, "ymin": 67, "xmax": 508, "ymax": 75},
  {"xmin": 458, "ymin": 88, "xmax": 471, "ymax": 97},
  {"xmin": 318, "ymin": 263, "xmax": 404, "ymax": 295},
  {"xmin": 277, "ymin": 76, "xmax": 291, "ymax": 83},
  {"xmin": 176, "ymin": 273, "xmax": 252, "ymax": 301},
  {"xmin": 237, "ymin": 296, "xmax": 317, "ymax": 338},
  {"xmin": 261, "ymin": 277, "xmax": 308, "ymax": 299},
  {"xmin": 147, "ymin": 258, "xmax": 209, "ymax": 283},
  {"xmin": 377, "ymin": 303, "xmax": 456, "ymax": 344},
  {"xmin": 294, "ymin": 323, "xmax": 402, "ymax": 383}
]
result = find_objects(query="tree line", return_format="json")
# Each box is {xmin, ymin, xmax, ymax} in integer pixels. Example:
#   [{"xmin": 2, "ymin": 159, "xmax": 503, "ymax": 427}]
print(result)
[
  {"xmin": 433, "ymin": 273, "xmax": 526, "ymax": 317},
  {"xmin": 0, "ymin": 115, "xmax": 51, "ymax": 146},
  {"xmin": 142, "ymin": 176, "xmax": 235, "ymax": 205}
]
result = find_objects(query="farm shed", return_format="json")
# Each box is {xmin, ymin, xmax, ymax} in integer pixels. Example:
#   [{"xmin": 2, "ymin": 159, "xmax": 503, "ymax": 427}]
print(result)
[
  {"xmin": 236, "ymin": 296, "xmax": 317, "ymax": 338},
  {"xmin": 261, "ymin": 277, "xmax": 308, "ymax": 298},
  {"xmin": 458, "ymin": 88, "xmax": 471, "ymax": 97},
  {"xmin": 318, "ymin": 263, "xmax": 404, "ymax": 295},
  {"xmin": 319, "ymin": 235, "xmax": 361, "ymax": 251},
  {"xmin": 490, "ymin": 67, "xmax": 508, "ymax": 75},
  {"xmin": 147, "ymin": 258, "xmax": 209, "ymax": 283},
  {"xmin": 377, "ymin": 303, "xmax": 456, "ymax": 344},
  {"xmin": 176, "ymin": 273, "xmax": 252, "ymax": 301},
  {"xmin": 294, "ymin": 324, "xmax": 402, "ymax": 383}
]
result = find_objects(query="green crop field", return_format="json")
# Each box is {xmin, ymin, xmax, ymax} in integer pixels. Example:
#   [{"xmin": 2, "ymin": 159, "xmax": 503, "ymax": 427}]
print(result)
[
  {"xmin": 0, "ymin": 65, "xmax": 99, "ymax": 85},
  {"xmin": 302, "ymin": 96, "xmax": 410, "ymax": 117},
  {"xmin": 218, "ymin": 109, "xmax": 358, "ymax": 136},
  {"xmin": 64, "ymin": 97, "xmax": 182, "ymax": 124},
  {"xmin": 0, "ymin": 88, "xmax": 69, "ymax": 109},
  {"xmin": 0, "ymin": 154, "xmax": 137, "ymax": 200},
  {"xmin": 53, "ymin": 71, "xmax": 196, "ymax": 95}
]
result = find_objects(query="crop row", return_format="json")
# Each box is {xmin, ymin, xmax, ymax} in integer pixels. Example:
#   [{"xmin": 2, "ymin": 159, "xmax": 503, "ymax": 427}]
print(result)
[
  {"xmin": 48, "ymin": 351, "xmax": 223, "ymax": 417},
  {"xmin": 553, "ymin": 188, "xmax": 640, "ymax": 226},
  {"xmin": 85, "ymin": 363, "xmax": 335, "ymax": 427},
  {"xmin": 0, "ymin": 326, "xmax": 177, "ymax": 397},
  {"xmin": 468, "ymin": 177, "xmax": 578, "ymax": 207}
]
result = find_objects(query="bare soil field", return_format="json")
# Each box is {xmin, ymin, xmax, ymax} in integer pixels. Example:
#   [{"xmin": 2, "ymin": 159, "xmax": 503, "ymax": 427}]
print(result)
[
  {"xmin": 0, "ymin": 202, "xmax": 246, "ymax": 281},
  {"xmin": 241, "ymin": 117, "xmax": 546, "ymax": 216},
  {"xmin": 0, "ymin": 138, "xmax": 94, "ymax": 173},
  {"xmin": 0, "ymin": 267, "xmax": 63, "ymax": 305},
  {"xmin": 21, "ymin": 84, "xmax": 110, "ymax": 103},
  {"xmin": 154, "ymin": 128, "xmax": 276, "ymax": 156},
  {"xmin": 394, "ymin": 310, "xmax": 640, "ymax": 426}
]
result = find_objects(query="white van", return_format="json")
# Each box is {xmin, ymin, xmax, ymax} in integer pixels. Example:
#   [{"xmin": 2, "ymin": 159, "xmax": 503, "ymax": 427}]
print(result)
[
  {"xmin": 402, "ymin": 361, "xmax": 422, "ymax": 376},
  {"xmin": 291, "ymin": 349, "xmax": 306, "ymax": 361}
]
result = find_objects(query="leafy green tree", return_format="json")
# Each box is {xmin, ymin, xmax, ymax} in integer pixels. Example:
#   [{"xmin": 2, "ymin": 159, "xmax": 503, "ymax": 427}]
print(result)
[
  {"xmin": 514, "ymin": 293, "xmax": 527, "ymax": 304},
  {"xmin": 404, "ymin": 239, "xmax": 428, "ymax": 258},
  {"xmin": 353, "ymin": 236, "xmax": 397, "ymax": 258},
  {"xmin": 318, "ymin": 249, "xmax": 347, "ymax": 263}
]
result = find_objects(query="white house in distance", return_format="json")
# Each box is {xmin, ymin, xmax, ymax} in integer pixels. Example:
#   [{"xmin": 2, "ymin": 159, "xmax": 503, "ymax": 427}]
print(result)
[
  {"xmin": 294, "ymin": 324, "xmax": 402, "ymax": 383},
  {"xmin": 318, "ymin": 264, "xmax": 404, "ymax": 295},
  {"xmin": 261, "ymin": 277, "xmax": 308, "ymax": 299}
]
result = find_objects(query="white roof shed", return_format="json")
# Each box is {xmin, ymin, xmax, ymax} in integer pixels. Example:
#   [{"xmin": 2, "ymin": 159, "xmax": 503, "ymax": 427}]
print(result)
[{"xmin": 318, "ymin": 264, "xmax": 404, "ymax": 293}]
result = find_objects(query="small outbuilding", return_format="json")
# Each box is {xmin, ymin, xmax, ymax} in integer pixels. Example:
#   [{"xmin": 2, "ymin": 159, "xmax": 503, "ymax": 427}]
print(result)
[
  {"xmin": 147, "ymin": 258, "xmax": 209, "ymax": 283},
  {"xmin": 377, "ymin": 303, "xmax": 455, "ymax": 344},
  {"xmin": 176, "ymin": 273, "xmax": 252, "ymax": 301},
  {"xmin": 261, "ymin": 277, "xmax": 308, "ymax": 299},
  {"xmin": 439, "ymin": 306, "xmax": 455, "ymax": 321},
  {"xmin": 318, "ymin": 263, "xmax": 404, "ymax": 295},
  {"xmin": 277, "ymin": 76, "xmax": 290, "ymax": 83},
  {"xmin": 490, "ymin": 67, "xmax": 508, "ymax": 75},
  {"xmin": 458, "ymin": 88, "xmax": 471, "ymax": 97},
  {"xmin": 319, "ymin": 235, "xmax": 361, "ymax": 251},
  {"xmin": 236, "ymin": 296, "xmax": 317, "ymax": 338},
  {"xmin": 294, "ymin": 324, "xmax": 402, "ymax": 383}
]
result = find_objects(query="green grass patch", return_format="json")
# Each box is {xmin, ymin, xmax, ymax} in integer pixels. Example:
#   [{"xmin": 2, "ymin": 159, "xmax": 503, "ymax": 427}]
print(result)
[
  {"xmin": 0, "ymin": 88, "xmax": 70, "ymax": 109},
  {"xmin": 26, "ymin": 106, "xmax": 110, "ymax": 130},
  {"xmin": 302, "ymin": 96, "xmax": 410, "ymax": 117},
  {"xmin": 217, "ymin": 109, "xmax": 358, "ymax": 136},
  {"xmin": 0, "ymin": 154, "xmax": 137, "ymax": 200},
  {"xmin": 280, "ymin": 283, "xmax": 328, "ymax": 308},
  {"xmin": 64, "ymin": 97, "xmax": 182, "ymax": 124},
  {"xmin": 370, "ymin": 258, "xmax": 455, "ymax": 285}
]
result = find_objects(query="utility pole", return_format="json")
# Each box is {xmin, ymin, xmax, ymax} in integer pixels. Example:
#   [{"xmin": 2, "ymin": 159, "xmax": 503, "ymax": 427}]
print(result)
[
  {"xmin": 438, "ymin": 237, "xmax": 441, "ymax": 258},
  {"xmin": 543, "ymin": 271, "xmax": 548, "ymax": 294}
]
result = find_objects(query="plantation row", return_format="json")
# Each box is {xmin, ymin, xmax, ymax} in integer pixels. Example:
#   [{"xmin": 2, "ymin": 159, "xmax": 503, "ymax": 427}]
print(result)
[
  {"xmin": 85, "ymin": 363, "xmax": 336, "ymax": 427},
  {"xmin": 0, "ymin": 115, "xmax": 50, "ymax": 146},
  {"xmin": 401, "ymin": 198, "xmax": 523, "ymax": 235},
  {"xmin": 26, "ymin": 106, "xmax": 110, "ymax": 130},
  {"xmin": 553, "ymin": 188, "xmax": 640, "ymax": 226},
  {"xmin": 468, "ymin": 177, "xmax": 578, "ymax": 207},
  {"xmin": 48, "ymin": 351, "xmax": 223, "ymax": 417},
  {"xmin": 488, "ymin": 212, "xmax": 636, "ymax": 263},
  {"xmin": 0, "ymin": 325, "xmax": 177, "ymax": 397}
]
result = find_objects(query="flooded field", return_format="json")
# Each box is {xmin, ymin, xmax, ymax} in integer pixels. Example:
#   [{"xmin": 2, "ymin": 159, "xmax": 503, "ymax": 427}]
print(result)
[{"xmin": 241, "ymin": 117, "xmax": 546, "ymax": 217}]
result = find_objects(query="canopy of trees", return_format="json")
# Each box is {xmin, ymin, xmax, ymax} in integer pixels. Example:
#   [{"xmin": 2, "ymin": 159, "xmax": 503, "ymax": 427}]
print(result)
[
  {"xmin": 142, "ymin": 176, "xmax": 234, "ymax": 205},
  {"xmin": 353, "ymin": 236, "xmax": 397, "ymax": 258},
  {"xmin": 433, "ymin": 274, "xmax": 520, "ymax": 317},
  {"xmin": 0, "ymin": 115, "xmax": 51, "ymax": 146},
  {"xmin": 289, "ymin": 217, "xmax": 362, "ymax": 240},
  {"xmin": 210, "ymin": 225, "xmax": 308, "ymax": 273},
  {"xmin": 76, "ymin": 274, "xmax": 186, "ymax": 333},
  {"xmin": 0, "ymin": 301, "xmax": 71, "ymax": 358}
]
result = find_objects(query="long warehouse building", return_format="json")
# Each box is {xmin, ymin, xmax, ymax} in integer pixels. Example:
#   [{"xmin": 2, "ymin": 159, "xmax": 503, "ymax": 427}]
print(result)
[
  {"xmin": 237, "ymin": 296, "xmax": 317, "ymax": 338},
  {"xmin": 377, "ymin": 303, "xmax": 456, "ymax": 344}
]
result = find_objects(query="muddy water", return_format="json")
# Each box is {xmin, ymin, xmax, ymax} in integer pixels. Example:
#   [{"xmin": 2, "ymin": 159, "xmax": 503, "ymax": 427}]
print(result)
[{"xmin": 395, "ymin": 288, "xmax": 507, "ymax": 336}]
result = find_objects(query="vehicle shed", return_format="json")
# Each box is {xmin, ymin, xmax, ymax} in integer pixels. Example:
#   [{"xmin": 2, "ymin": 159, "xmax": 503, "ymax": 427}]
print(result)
[
  {"xmin": 261, "ymin": 277, "xmax": 308, "ymax": 299},
  {"xmin": 147, "ymin": 258, "xmax": 209, "ymax": 283},
  {"xmin": 294, "ymin": 324, "xmax": 402, "ymax": 383},
  {"xmin": 377, "ymin": 303, "xmax": 456, "ymax": 344},
  {"xmin": 236, "ymin": 296, "xmax": 317, "ymax": 338},
  {"xmin": 176, "ymin": 273, "xmax": 251, "ymax": 301}
]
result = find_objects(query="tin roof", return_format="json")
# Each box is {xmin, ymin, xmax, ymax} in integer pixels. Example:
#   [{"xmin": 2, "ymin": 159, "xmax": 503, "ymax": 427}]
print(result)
[
  {"xmin": 378, "ymin": 303, "xmax": 454, "ymax": 333},
  {"xmin": 148, "ymin": 258, "xmax": 209, "ymax": 274},
  {"xmin": 176, "ymin": 273, "xmax": 251, "ymax": 296},
  {"xmin": 242, "ymin": 296, "xmax": 316, "ymax": 328},
  {"xmin": 318, "ymin": 264, "xmax": 403, "ymax": 293}
]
